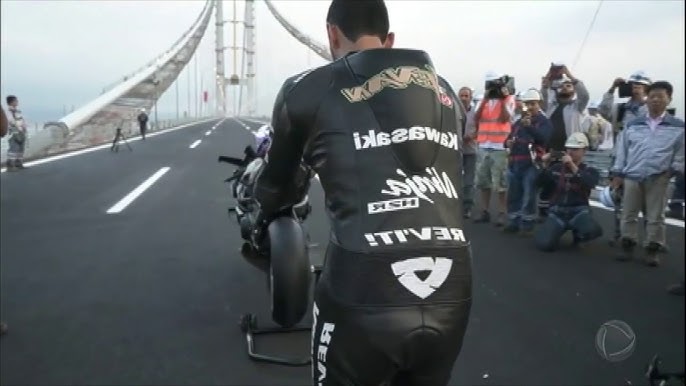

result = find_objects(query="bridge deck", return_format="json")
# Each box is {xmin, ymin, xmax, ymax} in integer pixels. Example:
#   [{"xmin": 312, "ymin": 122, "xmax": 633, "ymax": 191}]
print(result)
[{"xmin": 1, "ymin": 119, "xmax": 683, "ymax": 386}]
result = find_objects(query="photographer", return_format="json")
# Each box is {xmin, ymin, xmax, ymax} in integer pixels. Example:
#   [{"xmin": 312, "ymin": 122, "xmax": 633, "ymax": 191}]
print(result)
[
  {"xmin": 598, "ymin": 71, "xmax": 651, "ymax": 137},
  {"xmin": 503, "ymin": 89, "xmax": 552, "ymax": 234},
  {"xmin": 539, "ymin": 64, "xmax": 589, "ymax": 220},
  {"xmin": 534, "ymin": 132, "xmax": 603, "ymax": 252},
  {"xmin": 473, "ymin": 71, "xmax": 515, "ymax": 226}
]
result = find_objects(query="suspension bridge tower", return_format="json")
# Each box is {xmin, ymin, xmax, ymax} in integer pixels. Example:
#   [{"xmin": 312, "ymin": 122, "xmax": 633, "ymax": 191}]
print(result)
[{"xmin": 215, "ymin": 0, "xmax": 257, "ymax": 117}]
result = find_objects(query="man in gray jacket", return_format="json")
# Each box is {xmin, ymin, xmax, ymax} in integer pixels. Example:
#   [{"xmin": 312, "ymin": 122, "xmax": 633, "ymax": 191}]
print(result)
[
  {"xmin": 611, "ymin": 81, "xmax": 684, "ymax": 266},
  {"xmin": 458, "ymin": 86, "xmax": 477, "ymax": 218}
]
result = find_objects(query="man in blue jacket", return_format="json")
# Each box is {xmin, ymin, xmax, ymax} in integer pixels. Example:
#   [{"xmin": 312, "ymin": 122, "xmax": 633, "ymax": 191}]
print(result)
[{"xmin": 611, "ymin": 81, "xmax": 685, "ymax": 266}]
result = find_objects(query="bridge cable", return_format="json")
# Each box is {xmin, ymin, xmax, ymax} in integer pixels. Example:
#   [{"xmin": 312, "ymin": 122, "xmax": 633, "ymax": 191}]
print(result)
[{"xmin": 572, "ymin": 0, "xmax": 604, "ymax": 69}]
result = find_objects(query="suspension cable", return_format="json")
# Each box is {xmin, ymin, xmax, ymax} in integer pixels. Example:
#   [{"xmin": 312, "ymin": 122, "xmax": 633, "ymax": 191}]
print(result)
[{"xmin": 572, "ymin": 0, "xmax": 604, "ymax": 68}]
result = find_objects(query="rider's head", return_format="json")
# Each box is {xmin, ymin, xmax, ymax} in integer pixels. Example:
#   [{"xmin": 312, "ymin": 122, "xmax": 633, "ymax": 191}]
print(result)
[{"xmin": 326, "ymin": 0, "xmax": 394, "ymax": 61}]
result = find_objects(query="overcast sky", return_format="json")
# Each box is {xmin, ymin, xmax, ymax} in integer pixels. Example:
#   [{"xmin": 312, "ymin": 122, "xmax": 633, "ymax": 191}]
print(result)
[{"xmin": 1, "ymin": 0, "xmax": 684, "ymax": 123}]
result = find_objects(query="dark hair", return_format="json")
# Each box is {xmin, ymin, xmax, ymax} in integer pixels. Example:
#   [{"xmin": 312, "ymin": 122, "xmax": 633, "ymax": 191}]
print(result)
[
  {"xmin": 648, "ymin": 81, "xmax": 673, "ymax": 98},
  {"xmin": 458, "ymin": 87, "xmax": 472, "ymax": 98},
  {"xmin": 326, "ymin": 0, "xmax": 389, "ymax": 42},
  {"xmin": 6, "ymin": 95, "xmax": 17, "ymax": 105}
]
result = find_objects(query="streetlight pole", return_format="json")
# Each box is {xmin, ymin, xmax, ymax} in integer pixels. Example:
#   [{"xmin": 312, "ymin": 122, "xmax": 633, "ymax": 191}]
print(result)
[
  {"xmin": 175, "ymin": 78, "xmax": 179, "ymax": 120},
  {"xmin": 153, "ymin": 79, "xmax": 160, "ymax": 130}
]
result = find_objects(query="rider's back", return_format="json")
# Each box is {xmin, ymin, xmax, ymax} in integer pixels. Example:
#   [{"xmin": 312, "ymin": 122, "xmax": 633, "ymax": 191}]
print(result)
[
  {"xmin": 261, "ymin": 46, "xmax": 474, "ymax": 386},
  {"xmin": 291, "ymin": 49, "xmax": 466, "ymax": 249}
]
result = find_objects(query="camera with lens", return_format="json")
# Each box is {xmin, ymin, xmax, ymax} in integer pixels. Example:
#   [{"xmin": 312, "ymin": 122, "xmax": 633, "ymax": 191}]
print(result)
[
  {"xmin": 549, "ymin": 150, "xmax": 566, "ymax": 161},
  {"xmin": 485, "ymin": 75, "xmax": 515, "ymax": 99}
]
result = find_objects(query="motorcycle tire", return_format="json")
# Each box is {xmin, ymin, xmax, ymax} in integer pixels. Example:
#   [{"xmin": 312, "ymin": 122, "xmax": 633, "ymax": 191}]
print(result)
[{"xmin": 267, "ymin": 216, "xmax": 311, "ymax": 328}]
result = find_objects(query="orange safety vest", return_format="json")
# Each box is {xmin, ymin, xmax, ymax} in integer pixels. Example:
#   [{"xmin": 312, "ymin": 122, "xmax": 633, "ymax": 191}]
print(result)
[{"xmin": 477, "ymin": 98, "xmax": 512, "ymax": 145}]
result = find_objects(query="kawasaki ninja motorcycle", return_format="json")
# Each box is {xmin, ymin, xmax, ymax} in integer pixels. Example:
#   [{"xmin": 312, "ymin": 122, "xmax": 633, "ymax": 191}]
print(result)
[{"xmin": 218, "ymin": 142, "xmax": 313, "ymax": 328}]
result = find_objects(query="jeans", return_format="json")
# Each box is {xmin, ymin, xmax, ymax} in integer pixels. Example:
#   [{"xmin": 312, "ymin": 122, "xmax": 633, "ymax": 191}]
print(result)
[
  {"xmin": 463, "ymin": 153, "xmax": 477, "ymax": 212},
  {"xmin": 534, "ymin": 205, "xmax": 603, "ymax": 251},
  {"xmin": 506, "ymin": 164, "xmax": 538, "ymax": 230}
]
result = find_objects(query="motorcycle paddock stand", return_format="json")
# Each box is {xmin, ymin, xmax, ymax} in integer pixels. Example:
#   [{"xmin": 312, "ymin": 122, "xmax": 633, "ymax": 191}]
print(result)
[{"xmin": 238, "ymin": 264, "xmax": 322, "ymax": 367}]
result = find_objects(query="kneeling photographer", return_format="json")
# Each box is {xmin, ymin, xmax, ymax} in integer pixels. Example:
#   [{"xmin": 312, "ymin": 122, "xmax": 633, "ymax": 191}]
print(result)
[{"xmin": 534, "ymin": 132, "xmax": 603, "ymax": 251}]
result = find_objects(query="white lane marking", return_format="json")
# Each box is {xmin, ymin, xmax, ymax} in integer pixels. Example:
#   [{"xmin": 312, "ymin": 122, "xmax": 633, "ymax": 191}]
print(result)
[
  {"xmin": 106, "ymin": 167, "xmax": 171, "ymax": 214},
  {"xmin": 241, "ymin": 117, "xmax": 269, "ymax": 125},
  {"xmin": 0, "ymin": 117, "xmax": 221, "ymax": 173},
  {"xmin": 232, "ymin": 117, "xmax": 252, "ymax": 131},
  {"xmin": 588, "ymin": 199, "xmax": 684, "ymax": 228},
  {"xmin": 189, "ymin": 139, "xmax": 202, "ymax": 149},
  {"xmin": 205, "ymin": 130, "xmax": 211, "ymax": 136}
]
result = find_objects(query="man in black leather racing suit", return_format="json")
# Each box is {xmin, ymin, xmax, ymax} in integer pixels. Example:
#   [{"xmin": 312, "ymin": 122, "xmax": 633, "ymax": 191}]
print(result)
[{"xmin": 254, "ymin": 1, "xmax": 472, "ymax": 384}]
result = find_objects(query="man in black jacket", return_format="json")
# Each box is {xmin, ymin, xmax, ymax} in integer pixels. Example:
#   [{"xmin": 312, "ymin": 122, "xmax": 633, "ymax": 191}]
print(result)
[
  {"xmin": 137, "ymin": 108, "xmax": 149, "ymax": 140},
  {"xmin": 254, "ymin": 1, "xmax": 472, "ymax": 384}
]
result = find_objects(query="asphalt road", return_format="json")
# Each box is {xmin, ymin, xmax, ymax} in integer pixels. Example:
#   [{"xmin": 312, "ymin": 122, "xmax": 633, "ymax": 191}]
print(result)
[{"xmin": 1, "ymin": 117, "xmax": 683, "ymax": 386}]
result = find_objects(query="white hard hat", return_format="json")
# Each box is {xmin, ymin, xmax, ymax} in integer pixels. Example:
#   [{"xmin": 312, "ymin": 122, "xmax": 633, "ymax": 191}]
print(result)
[
  {"xmin": 599, "ymin": 186, "xmax": 616, "ymax": 208},
  {"xmin": 255, "ymin": 124, "xmax": 272, "ymax": 138},
  {"xmin": 140, "ymin": 108, "xmax": 146, "ymax": 113},
  {"xmin": 485, "ymin": 71, "xmax": 503, "ymax": 81},
  {"xmin": 628, "ymin": 71, "xmax": 652, "ymax": 86},
  {"xmin": 521, "ymin": 88, "xmax": 542, "ymax": 102},
  {"xmin": 558, "ymin": 74, "xmax": 573, "ymax": 84},
  {"xmin": 565, "ymin": 132, "xmax": 589, "ymax": 149}
]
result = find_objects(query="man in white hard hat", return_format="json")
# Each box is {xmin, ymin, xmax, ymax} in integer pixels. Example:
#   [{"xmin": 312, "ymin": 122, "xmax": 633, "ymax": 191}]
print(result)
[
  {"xmin": 598, "ymin": 71, "xmax": 651, "ymax": 137},
  {"xmin": 539, "ymin": 64, "xmax": 590, "ymax": 220},
  {"xmin": 534, "ymin": 132, "xmax": 603, "ymax": 251},
  {"xmin": 137, "ymin": 108, "xmax": 149, "ymax": 140},
  {"xmin": 582, "ymin": 100, "xmax": 613, "ymax": 150},
  {"xmin": 503, "ymin": 88, "xmax": 552, "ymax": 234},
  {"xmin": 473, "ymin": 71, "xmax": 515, "ymax": 226},
  {"xmin": 611, "ymin": 81, "xmax": 684, "ymax": 266}
]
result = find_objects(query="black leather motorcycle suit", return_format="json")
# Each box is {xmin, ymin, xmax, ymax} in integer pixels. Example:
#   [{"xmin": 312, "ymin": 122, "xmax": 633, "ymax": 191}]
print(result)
[{"xmin": 254, "ymin": 48, "xmax": 473, "ymax": 386}]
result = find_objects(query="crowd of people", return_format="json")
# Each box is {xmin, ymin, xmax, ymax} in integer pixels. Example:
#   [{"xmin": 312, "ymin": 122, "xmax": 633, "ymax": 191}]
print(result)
[{"xmin": 458, "ymin": 65, "xmax": 684, "ymax": 295}]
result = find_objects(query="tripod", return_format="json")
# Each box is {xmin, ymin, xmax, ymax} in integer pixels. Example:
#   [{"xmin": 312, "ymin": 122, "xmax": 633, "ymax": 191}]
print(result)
[{"xmin": 111, "ymin": 127, "xmax": 132, "ymax": 152}]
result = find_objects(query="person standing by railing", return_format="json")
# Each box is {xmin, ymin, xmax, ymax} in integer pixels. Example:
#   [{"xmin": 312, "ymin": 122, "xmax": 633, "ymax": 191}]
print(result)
[
  {"xmin": 0, "ymin": 106, "xmax": 8, "ymax": 335},
  {"xmin": 458, "ymin": 86, "xmax": 478, "ymax": 219},
  {"xmin": 137, "ymin": 108, "xmax": 149, "ymax": 140},
  {"xmin": 5, "ymin": 95, "xmax": 28, "ymax": 171}
]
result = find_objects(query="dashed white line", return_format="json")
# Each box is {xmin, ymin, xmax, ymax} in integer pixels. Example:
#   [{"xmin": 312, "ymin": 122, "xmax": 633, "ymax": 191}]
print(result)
[
  {"xmin": 106, "ymin": 167, "xmax": 171, "ymax": 214},
  {"xmin": 205, "ymin": 130, "xmax": 211, "ymax": 136},
  {"xmin": 189, "ymin": 139, "xmax": 202, "ymax": 149}
]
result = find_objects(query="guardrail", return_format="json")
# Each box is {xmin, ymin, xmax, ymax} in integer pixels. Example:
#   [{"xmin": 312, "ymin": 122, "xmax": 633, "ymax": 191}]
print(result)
[{"xmin": 1, "ymin": 116, "xmax": 217, "ymax": 163}]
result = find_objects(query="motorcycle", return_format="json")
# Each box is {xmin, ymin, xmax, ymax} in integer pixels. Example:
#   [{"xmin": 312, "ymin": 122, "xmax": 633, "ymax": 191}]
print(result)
[{"xmin": 218, "ymin": 145, "xmax": 313, "ymax": 328}]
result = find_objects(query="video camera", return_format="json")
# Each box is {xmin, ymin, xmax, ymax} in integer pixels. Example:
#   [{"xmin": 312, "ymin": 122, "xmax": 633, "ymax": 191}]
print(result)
[{"xmin": 485, "ymin": 75, "xmax": 515, "ymax": 99}]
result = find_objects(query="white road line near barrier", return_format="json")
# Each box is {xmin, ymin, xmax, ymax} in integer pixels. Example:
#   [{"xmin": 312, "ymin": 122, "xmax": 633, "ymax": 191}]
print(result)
[
  {"xmin": 189, "ymin": 140, "xmax": 202, "ymax": 149},
  {"xmin": 235, "ymin": 118, "xmax": 682, "ymax": 228},
  {"xmin": 0, "ymin": 118, "xmax": 220, "ymax": 173},
  {"xmin": 205, "ymin": 130, "xmax": 211, "ymax": 136},
  {"xmin": 241, "ymin": 117, "xmax": 269, "ymax": 126},
  {"xmin": 106, "ymin": 167, "xmax": 171, "ymax": 214},
  {"xmin": 588, "ymin": 199, "xmax": 684, "ymax": 228}
]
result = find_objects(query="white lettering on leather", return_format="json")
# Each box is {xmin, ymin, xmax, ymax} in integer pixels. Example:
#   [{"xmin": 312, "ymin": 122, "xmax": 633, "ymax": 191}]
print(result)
[
  {"xmin": 365, "ymin": 227, "xmax": 467, "ymax": 246},
  {"xmin": 353, "ymin": 127, "xmax": 458, "ymax": 151}
]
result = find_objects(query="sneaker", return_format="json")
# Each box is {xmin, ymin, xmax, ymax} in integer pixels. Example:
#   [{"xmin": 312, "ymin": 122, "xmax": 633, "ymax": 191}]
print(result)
[
  {"xmin": 616, "ymin": 238, "xmax": 635, "ymax": 262},
  {"xmin": 503, "ymin": 223, "xmax": 519, "ymax": 233},
  {"xmin": 642, "ymin": 242, "xmax": 661, "ymax": 267},
  {"xmin": 474, "ymin": 211, "xmax": 490, "ymax": 223}
]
